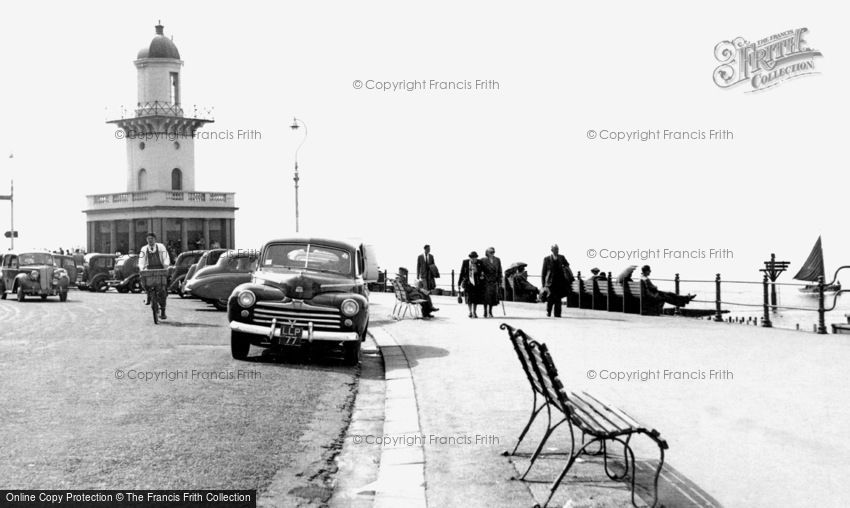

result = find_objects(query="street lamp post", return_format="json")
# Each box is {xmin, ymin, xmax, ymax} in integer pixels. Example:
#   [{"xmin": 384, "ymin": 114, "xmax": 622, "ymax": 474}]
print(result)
[
  {"xmin": 290, "ymin": 118, "xmax": 308, "ymax": 233},
  {"xmin": 0, "ymin": 154, "xmax": 14, "ymax": 250}
]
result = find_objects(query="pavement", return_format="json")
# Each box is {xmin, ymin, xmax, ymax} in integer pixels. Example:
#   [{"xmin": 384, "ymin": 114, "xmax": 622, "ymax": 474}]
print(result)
[{"xmin": 333, "ymin": 292, "xmax": 850, "ymax": 508}]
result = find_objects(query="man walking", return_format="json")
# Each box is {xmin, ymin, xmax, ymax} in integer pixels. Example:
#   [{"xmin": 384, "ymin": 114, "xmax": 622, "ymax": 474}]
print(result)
[
  {"xmin": 416, "ymin": 244, "xmax": 439, "ymax": 291},
  {"xmin": 139, "ymin": 232, "xmax": 171, "ymax": 321},
  {"xmin": 541, "ymin": 244, "xmax": 573, "ymax": 317}
]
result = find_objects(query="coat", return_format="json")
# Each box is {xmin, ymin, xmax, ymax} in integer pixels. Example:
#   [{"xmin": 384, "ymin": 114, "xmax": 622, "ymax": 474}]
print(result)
[
  {"xmin": 541, "ymin": 254, "xmax": 573, "ymax": 295},
  {"xmin": 417, "ymin": 253, "xmax": 439, "ymax": 290}
]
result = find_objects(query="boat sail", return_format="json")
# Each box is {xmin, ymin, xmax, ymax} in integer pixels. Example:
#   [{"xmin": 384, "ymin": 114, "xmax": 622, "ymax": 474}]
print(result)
[{"xmin": 794, "ymin": 236, "xmax": 842, "ymax": 293}]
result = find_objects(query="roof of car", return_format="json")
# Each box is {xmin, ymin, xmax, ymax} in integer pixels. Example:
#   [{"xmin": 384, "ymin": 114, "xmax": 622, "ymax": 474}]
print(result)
[{"xmin": 262, "ymin": 237, "xmax": 362, "ymax": 250}]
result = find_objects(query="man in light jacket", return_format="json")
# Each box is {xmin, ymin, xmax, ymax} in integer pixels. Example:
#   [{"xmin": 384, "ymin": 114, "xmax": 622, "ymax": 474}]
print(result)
[{"xmin": 139, "ymin": 232, "xmax": 171, "ymax": 320}]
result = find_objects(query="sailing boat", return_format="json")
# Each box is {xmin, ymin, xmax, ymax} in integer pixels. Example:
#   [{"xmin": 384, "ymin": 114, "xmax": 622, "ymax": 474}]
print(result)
[{"xmin": 794, "ymin": 236, "xmax": 842, "ymax": 294}]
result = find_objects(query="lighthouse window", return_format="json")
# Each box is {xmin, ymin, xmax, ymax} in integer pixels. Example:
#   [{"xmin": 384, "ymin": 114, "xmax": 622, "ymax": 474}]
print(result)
[
  {"xmin": 138, "ymin": 169, "xmax": 147, "ymax": 191},
  {"xmin": 171, "ymin": 168, "xmax": 183, "ymax": 190},
  {"xmin": 173, "ymin": 141, "xmax": 180, "ymax": 150},
  {"xmin": 170, "ymin": 72, "xmax": 180, "ymax": 106},
  {"xmin": 139, "ymin": 142, "xmax": 145, "ymax": 150}
]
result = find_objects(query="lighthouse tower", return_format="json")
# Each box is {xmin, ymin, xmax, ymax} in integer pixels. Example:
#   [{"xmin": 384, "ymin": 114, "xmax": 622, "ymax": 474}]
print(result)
[{"xmin": 84, "ymin": 23, "xmax": 236, "ymax": 255}]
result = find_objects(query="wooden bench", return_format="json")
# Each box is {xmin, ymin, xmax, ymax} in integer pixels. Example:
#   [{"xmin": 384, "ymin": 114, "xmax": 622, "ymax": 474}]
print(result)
[
  {"xmin": 580, "ymin": 277, "xmax": 609, "ymax": 311},
  {"xmin": 501, "ymin": 323, "xmax": 667, "ymax": 507},
  {"xmin": 390, "ymin": 279, "xmax": 427, "ymax": 320},
  {"xmin": 610, "ymin": 280, "xmax": 652, "ymax": 315}
]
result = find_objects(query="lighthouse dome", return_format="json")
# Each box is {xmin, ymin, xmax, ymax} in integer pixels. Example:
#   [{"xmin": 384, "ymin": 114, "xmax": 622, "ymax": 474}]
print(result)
[{"xmin": 137, "ymin": 23, "xmax": 180, "ymax": 60}]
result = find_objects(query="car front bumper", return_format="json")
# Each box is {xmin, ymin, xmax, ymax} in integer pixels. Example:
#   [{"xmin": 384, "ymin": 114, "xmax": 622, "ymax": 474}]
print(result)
[{"xmin": 230, "ymin": 321, "xmax": 359, "ymax": 342}]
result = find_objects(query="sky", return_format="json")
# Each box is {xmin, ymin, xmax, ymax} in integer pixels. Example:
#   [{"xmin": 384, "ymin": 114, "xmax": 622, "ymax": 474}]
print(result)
[{"xmin": 0, "ymin": 1, "xmax": 847, "ymax": 285}]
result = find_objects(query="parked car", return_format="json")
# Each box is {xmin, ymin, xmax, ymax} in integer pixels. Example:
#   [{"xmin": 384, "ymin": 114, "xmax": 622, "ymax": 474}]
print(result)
[
  {"xmin": 107, "ymin": 254, "xmax": 142, "ymax": 293},
  {"xmin": 168, "ymin": 250, "xmax": 205, "ymax": 296},
  {"xmin": 227, "ymin": 237, "xmax": 379, "ymax": 365},
  {"xmin": 183, "ymin": 250, "xmax": 259, "ymax": 310},
  {"xmin": 181, "ymin": 248, "xmax": 227, "ymax": 295},
  {"xmin": 0, "ymin": 251, "xmax": 70, "ymax": 301},
  {"xmin": 54, "ymin": 254, "xmax": 79, "ymax": 287},
  {"xmin": 77, "ymin": 253, "xmax": 116, "ymax": 291}
]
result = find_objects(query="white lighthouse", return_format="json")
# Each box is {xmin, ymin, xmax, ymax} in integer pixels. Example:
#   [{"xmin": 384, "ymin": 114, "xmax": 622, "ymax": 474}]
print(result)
[{"xmin": 84, "ymin": 23, "xmax": 237, "ymax": 255}]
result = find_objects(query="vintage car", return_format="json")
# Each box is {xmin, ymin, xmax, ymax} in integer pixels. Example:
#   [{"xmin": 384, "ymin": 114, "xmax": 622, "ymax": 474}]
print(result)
[
  {"xmin": 168, "ymin": 250, "xmax": 205, "ymax": 295},
  {"xmin": 228, "ymin": 237, "xmax": 378, "ymax": 365},
  {"xmin": 54, "ymin": 254, "xmax": 79, "ymax": 287},
  {"xmin": 77, "ymin": 253, "xmax": 116, "ymax": 291},
  {"xmin": 106, "ymin": 254, "xmax": 142, "ymax": 293},
  {"xmin": 184, "ymin": 250, "xmax": 259, "ymax": 310},
  {"xmin": 0, "ymin": 251, "xmax": 70, "ymax": 301},
  {"xmin": 180, "ymin": 248, "xmax": 227, "ymax": 295}
]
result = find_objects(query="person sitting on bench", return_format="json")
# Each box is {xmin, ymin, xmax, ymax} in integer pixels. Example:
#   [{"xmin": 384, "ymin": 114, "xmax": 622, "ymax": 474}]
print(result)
[
  {"xmin": 640, "ymin": 265, "xmax": 696, "ymax": 308},
  {"xmin": 396, "ymin": 275, "xmax": 439, "ymax": 318}
]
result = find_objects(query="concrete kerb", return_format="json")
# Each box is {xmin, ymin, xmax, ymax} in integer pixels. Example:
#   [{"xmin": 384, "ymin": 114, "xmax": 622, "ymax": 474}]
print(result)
[
  {"xmin": 370, "ymin": 327, "xmax": 427, "ymax": 508},
  {"xmin": 330, "ymin": 326, "xmax": 427, "ymax": 508}
]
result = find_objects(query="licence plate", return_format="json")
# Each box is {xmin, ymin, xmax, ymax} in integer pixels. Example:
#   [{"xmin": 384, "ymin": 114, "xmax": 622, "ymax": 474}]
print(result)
[{"xmin": 279, "ymin": 325, "xmax": 303, "ymax": 346}]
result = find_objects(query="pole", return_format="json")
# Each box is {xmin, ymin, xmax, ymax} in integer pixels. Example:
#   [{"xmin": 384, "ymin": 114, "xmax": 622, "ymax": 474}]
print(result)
[
  {"xmin": 451, "ymin": 269, "xmax": 456, "ymax": 296},
  {"xmin": 9, "ymin": 180, "xmax": 13, "ymax": 250},
  {"xmin": 769, "ymin": 253, "xmax": 777, "ymax": 307},
  {"xmin": 817, "ymin": 275, "xmax": 827, "ymax": 334},
  {"xmin": 762, "ymin": 274, "xmax": 772, "ymax": 328},
  {"xmin": 293, "ymin": 162, "xmax": 299, "ymax": 233},
  {"xmin": 713, "ymin": 273, "xmax": 723, "ymax": 322},
  {"xmin": 674, "ymin": 273, "xmax": 681, "ymax": 315}
]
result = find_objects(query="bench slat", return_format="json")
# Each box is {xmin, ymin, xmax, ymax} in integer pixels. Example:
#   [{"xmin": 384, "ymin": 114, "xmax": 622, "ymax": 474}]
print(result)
[
  {"xmin": 567, "ymin": 392, "xmax": 629, "ymax": 435},
  {"xmin": 580, "ymin": 391, "xmax": 642, "ymax": 429}
]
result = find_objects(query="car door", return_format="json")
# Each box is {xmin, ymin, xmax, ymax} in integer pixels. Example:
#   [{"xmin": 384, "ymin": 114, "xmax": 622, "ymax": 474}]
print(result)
[{"xmin": 1, "ymin": 254, "xmax": 18, "ymax": 289}]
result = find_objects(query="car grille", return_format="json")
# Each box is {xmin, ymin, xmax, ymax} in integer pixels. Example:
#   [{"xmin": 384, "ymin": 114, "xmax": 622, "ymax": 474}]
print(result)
[
  {"xmin": 40, "ymin": 267, "xmax": 52, "ymax": 291},
  {"xmin": 252, "ymin": 301, "xmax": 342, "ymax": 330}
]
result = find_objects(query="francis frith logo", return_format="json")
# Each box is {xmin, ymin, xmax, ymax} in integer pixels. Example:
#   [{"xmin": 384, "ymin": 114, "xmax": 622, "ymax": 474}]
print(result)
[{"xmin": 713, "ymin": 28, "xmax": 822, "ymax": 92}]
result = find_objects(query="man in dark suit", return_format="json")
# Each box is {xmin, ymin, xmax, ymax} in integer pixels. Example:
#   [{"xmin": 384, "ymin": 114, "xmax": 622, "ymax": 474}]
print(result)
[
  {"xmin": 541, "ymin": 244, "xmax": 573, "ymax": 317},
  {"xmin": 416, "ymin": 244, "xmax": 439, "ymax": 291}
]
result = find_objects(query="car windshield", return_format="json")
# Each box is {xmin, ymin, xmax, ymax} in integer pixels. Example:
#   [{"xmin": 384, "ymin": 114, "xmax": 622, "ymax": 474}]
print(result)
[
  {"xmin": 262, "ymin": 243, "xmax": 352, "ymax": 275},
  {"xmin": 19, "ymin": 253, "xmax": 53, "ymax": 265}
]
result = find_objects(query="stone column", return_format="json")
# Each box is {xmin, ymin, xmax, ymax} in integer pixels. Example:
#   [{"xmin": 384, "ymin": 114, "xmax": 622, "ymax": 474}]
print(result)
[
  {"xmin": 128, "ymin": 219, "xmax": 136, "ymax": 253},
  {"xmin": 224, "ymin": 219, "xmax": 232, "ymax": 249},
  {"xmin": 109, "ymin": 221, "xmax": 117, "ymax": 254},
  {"xmin": 203, "ymin": 219, "xmax": 210, "ymax": 249},
  {"xmin": 181, "ymin": 219, "xmax": 188, "ymax": 252}
]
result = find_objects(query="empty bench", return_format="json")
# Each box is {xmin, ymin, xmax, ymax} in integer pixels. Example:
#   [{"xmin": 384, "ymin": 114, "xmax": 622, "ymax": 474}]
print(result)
[{"xmin": 501, "ymin": 323, "xmax": 668, "ymax": 507}]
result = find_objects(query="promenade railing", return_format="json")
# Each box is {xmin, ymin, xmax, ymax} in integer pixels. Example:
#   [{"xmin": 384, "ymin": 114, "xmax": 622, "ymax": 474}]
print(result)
[{"xmin": 409, "ymin": 266, "xmax": 849, "ymax": 335}]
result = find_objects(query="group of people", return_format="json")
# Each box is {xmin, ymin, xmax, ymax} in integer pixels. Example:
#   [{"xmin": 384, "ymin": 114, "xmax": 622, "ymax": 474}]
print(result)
[{"xmin": 397, "ymin": 243, "xmax": 698, "ymax": 320}]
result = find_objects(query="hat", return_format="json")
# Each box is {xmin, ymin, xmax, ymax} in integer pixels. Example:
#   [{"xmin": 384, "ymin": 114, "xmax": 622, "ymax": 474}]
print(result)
[
  {"xmin": 590, "ymin": 267, "xmax": 600, "ymax": 274},
  {"xmin": 469, "ymin": 251, "xmax": 479, "ymax": 258}
]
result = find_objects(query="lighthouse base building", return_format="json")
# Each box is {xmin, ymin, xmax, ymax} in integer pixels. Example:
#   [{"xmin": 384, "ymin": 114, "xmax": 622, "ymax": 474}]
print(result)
[{"xmin": 83, "ymin": 23, "xmax": 236, "ymax": 255}]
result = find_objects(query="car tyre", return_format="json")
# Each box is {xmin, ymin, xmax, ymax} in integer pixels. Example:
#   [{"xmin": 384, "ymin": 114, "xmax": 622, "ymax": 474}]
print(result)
[
  {"xmin": 17, "ymin": 285, "xmax": 25, "ymax": 302},
  {"xmin": 92, "ymin": 276, "xmax": 108, "ymax": 292},
  {"xmin": 213, "ymin": 299, "xmax": 228, "ymax": 311},
  {"xmin": 342, "ymin": 340, "xmax": 361, "ymax": 366},
  {"xmin": 231, "ymin": 331, "xmax": 251, "ymax": 360}
]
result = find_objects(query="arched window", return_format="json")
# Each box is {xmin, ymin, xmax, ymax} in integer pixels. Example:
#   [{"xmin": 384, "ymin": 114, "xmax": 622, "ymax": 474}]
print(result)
[
  {"xmin": 138, "ymin": 168, "xmax": 147, "ymax": 190},
  {"xmin": 171, "ymin": 168, "xmax": 182, "ymax": 190}
]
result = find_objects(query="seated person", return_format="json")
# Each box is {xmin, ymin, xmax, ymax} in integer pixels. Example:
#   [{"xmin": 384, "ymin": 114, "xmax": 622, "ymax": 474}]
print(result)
[
  {"xmin": 510, "ymin": 266, "xmax": 540, "ymax": 303},
  {"xmin": 640, "ymin": 265, "xmax": 696, "ymax": 310},
  {"xmin": 396, "ymin": 275, "xmax": 439, "ymax": 318},
  {"xmin": 586, "ymin": 267, "xmax": 606, "ymax": 280}
]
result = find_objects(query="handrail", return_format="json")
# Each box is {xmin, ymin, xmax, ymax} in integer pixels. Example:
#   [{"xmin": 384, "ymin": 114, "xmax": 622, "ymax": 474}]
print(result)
[{"xmin": 827, "ymin": 265, "xmax": 850, "ymax": 287}]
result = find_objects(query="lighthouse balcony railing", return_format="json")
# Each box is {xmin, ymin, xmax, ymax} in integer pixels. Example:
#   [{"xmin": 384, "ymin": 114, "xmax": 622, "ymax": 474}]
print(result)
[{"xmin": 87, "ymin": 190, "xmax": 235, "ymax": 209}]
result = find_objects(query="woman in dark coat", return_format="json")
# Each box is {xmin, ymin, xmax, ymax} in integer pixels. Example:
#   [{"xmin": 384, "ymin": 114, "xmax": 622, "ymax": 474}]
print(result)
[
  {"xmin": 480, "ymin": 247, "xmax": 503, "ymax": 318},
  {"xmin": 458, "ymin": 251, "xmax": 483, "ymax": 318}
]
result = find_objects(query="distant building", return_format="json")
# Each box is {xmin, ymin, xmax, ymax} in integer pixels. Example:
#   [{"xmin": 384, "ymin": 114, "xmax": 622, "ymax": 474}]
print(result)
[{"xmin": 84, "ymin": 23, "xmax": 236, "ymax": 254}]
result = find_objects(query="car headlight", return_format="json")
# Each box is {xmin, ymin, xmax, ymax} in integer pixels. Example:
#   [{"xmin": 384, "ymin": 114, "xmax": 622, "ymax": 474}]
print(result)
[
  {"xmin": 237, "ymin": 290, "xmax": 256, "ymax": 308},
  {"xmin": 29, "ymin": 270, "xmax": 39, "ymax": 281},
  {"xmin": 341, "ymin": 299, "xmax": 360, "ymax": 317}
]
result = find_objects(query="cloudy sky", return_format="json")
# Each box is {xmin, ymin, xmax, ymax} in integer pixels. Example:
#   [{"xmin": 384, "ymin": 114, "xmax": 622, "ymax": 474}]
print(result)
[{"xmin": 0, "ymin": 1, "xmax": 847, "ymax": 284}]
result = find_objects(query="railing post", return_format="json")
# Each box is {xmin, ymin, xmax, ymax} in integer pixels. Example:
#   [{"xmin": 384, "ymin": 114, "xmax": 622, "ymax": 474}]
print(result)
[
  {"xmin": 762, "ymin": 274, "xmax": 772, "ymax": 328},
  {"xmin": 674, "ymin": 273, "xmax": 681, "ymax": 315},
  {"xmin": 451, "ymin": 269, "xmax": 456, "ymax": 297},
  {"xmin": 713, "ymin": 273, "xmax": 723, "ymax": 322},
  {"xmin": 817, "ymin": 275, "xmax": 827, "ymax": 334}
]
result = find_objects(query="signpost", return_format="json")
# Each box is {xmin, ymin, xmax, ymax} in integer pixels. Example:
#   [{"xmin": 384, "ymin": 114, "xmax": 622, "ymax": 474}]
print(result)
[
  {"xmin": 0, "ymin": 180, "xmax": 12, "ymax": 250},
  {"xmin": 760, "ymin": 253, "xmax": 790, "ymax": 308}
]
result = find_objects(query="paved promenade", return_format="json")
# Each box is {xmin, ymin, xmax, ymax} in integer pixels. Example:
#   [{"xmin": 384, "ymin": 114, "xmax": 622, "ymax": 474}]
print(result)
[{"xmin": 355, "ymin": 292, "xmax": 850, "ymax": 507}]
